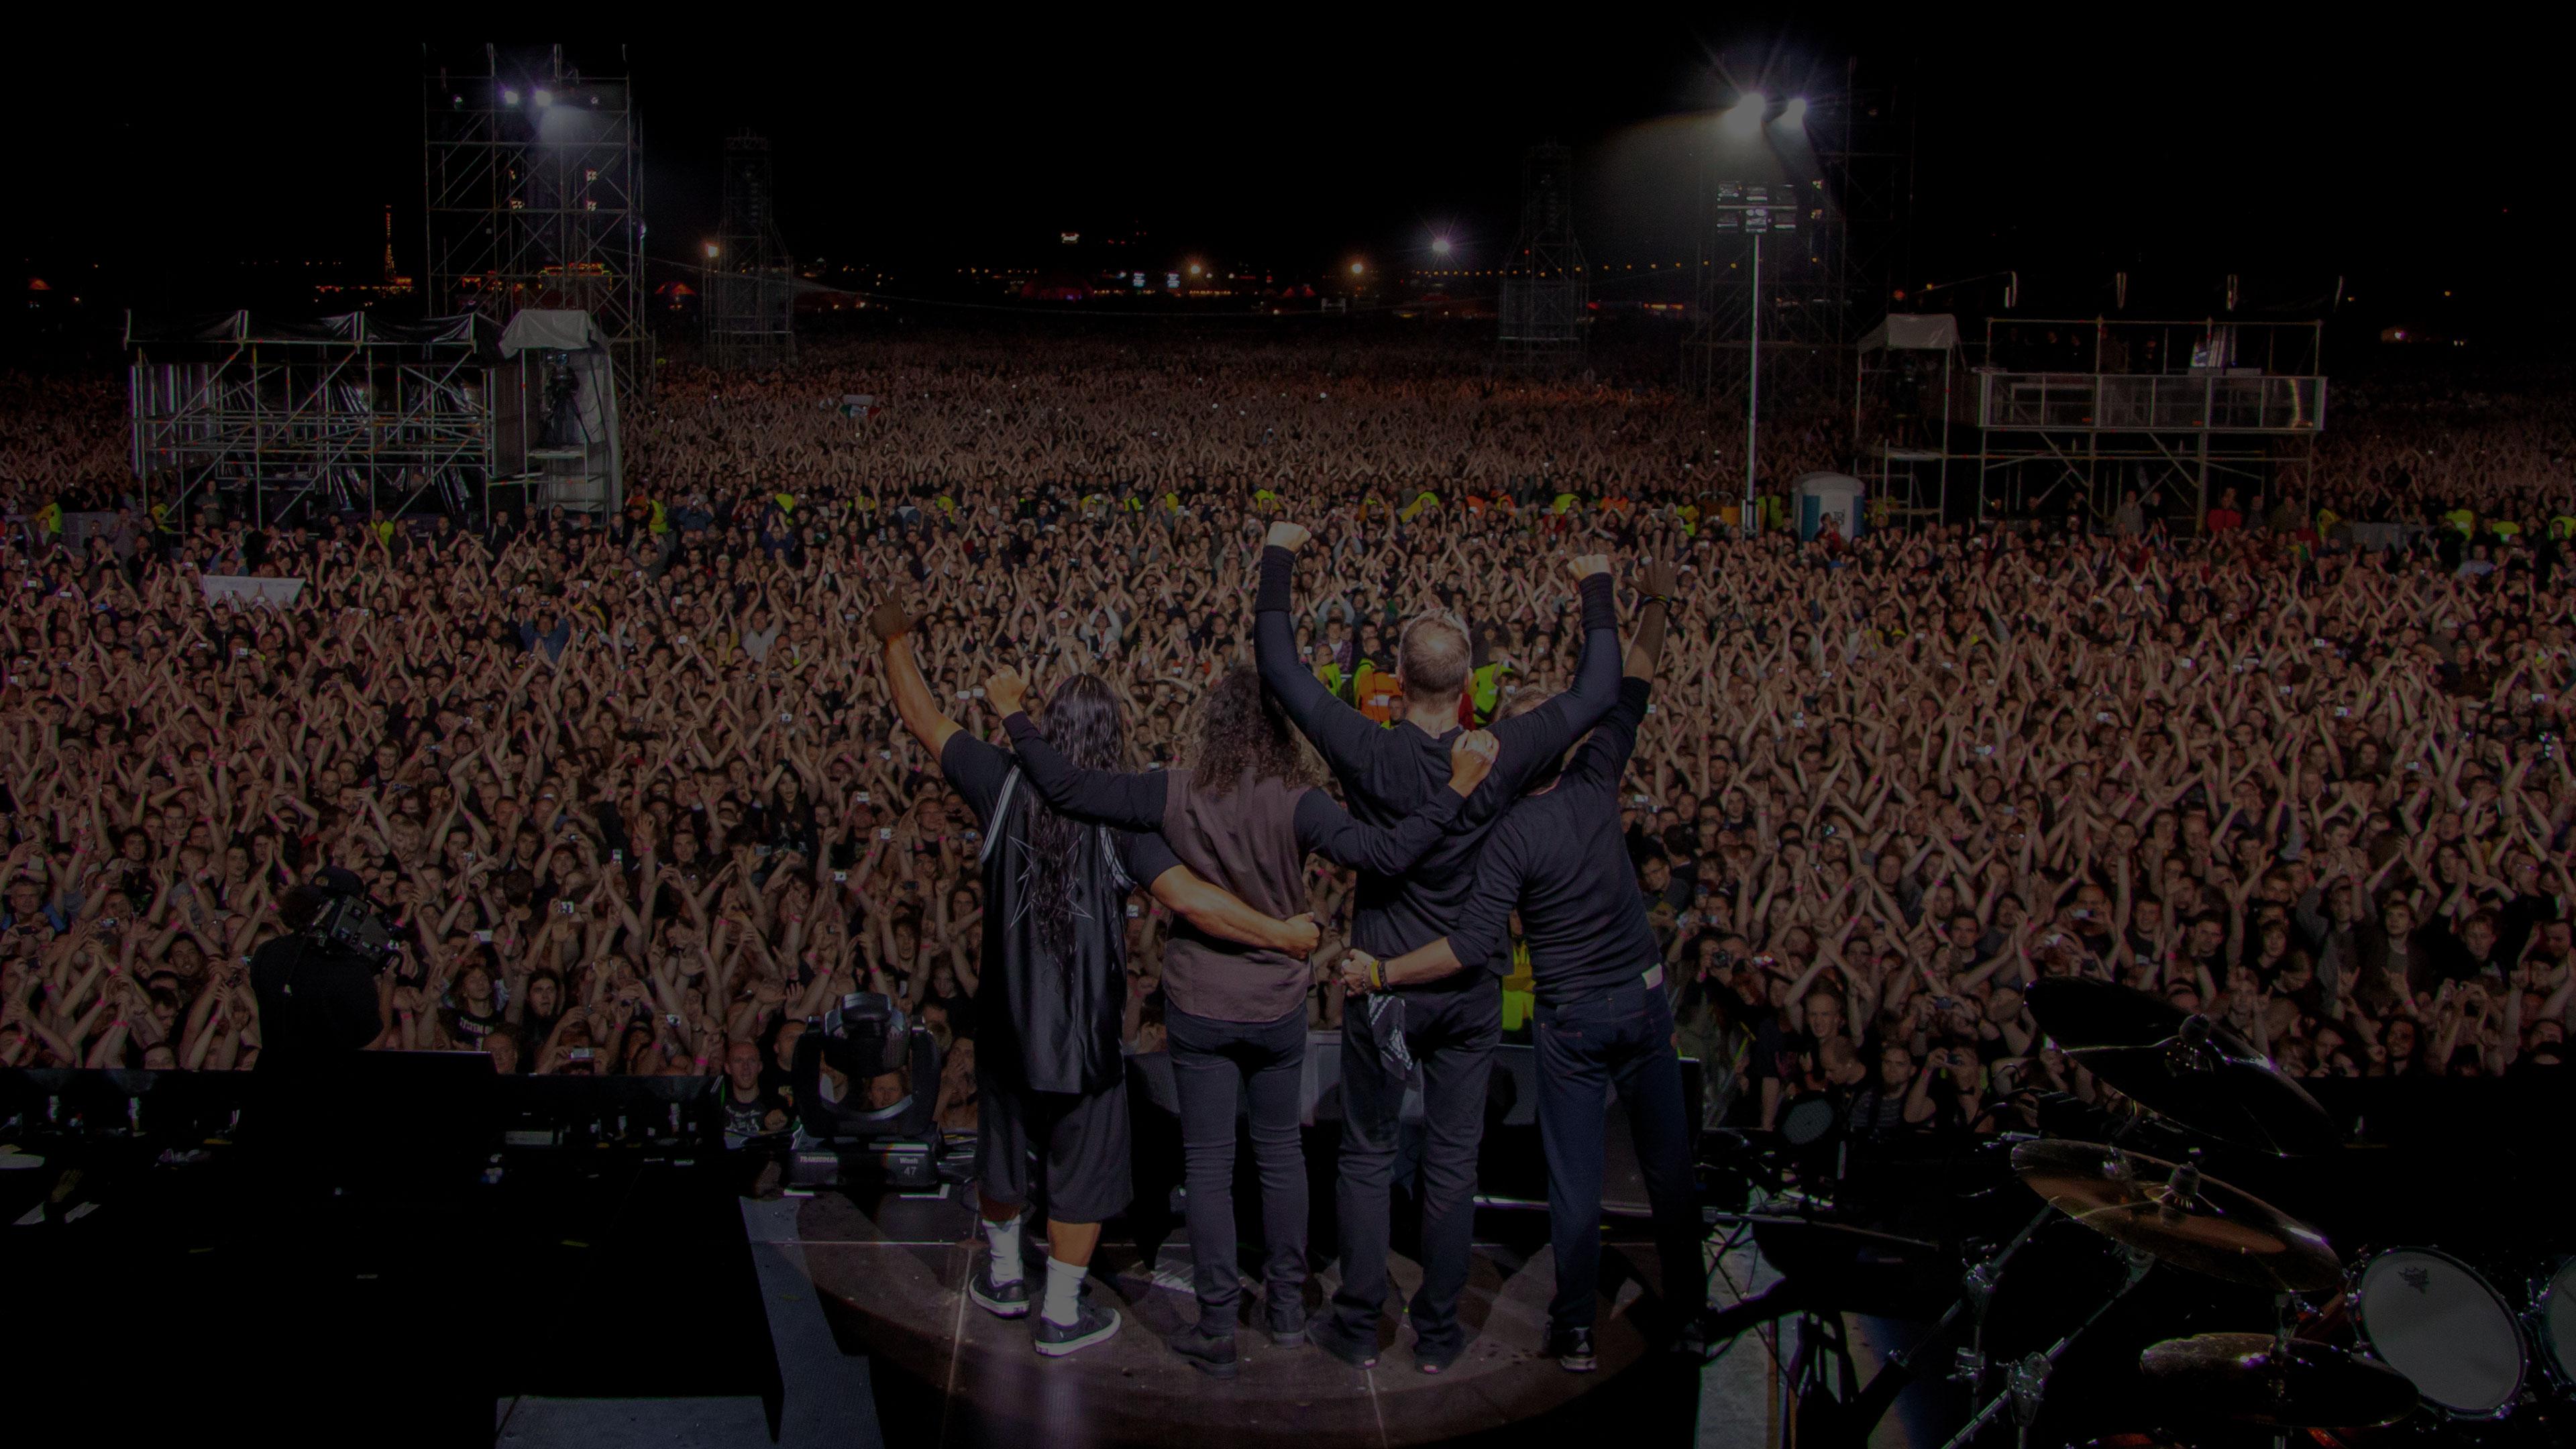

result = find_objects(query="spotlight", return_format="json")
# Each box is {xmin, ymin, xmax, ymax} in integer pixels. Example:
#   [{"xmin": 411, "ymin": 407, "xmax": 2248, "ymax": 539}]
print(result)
[
  {"xmin": 501, "ymin": 88, "xmax": 521, "ymax": 106},
  {"xmin": 1431, "ymin": 236, "xmax": 1454, "ymax": 257},
  {"xmin": 704, "ymin": 241, "xmax": 720, "ymax": 260},
  {"xmin": 1350, "ymin": 261, "xmax": 1365, "ymax": 275},
  {"xmin": 1782, "ymin": 97, "xmax": 1808, "ymax": 126},
  {"xmin": 1188, "ymin": 262, "xmax": 1203, "ymax": 276},
  {"xmin": 532, "ymin": 89, "xmax": 554, "ymax": 107},
  {"xmin": 1723, "ymin": 91, "xmax": 1766, "ymax": 138}
]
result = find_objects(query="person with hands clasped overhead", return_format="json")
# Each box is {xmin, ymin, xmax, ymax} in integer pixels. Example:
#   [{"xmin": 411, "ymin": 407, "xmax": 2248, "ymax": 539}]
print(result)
[
  {"xmin": 985, "ymin": 657, "xmax": 1497, "ymax": 1377},
  {"xmin": 870, "ymin": 598, "xmax": 1320, "ymax": 1361}
]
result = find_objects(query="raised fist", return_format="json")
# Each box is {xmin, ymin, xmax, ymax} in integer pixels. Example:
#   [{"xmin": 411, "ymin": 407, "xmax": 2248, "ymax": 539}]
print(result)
[
  {"xmin": 1570, "ymin": 553, "xmax": 1611, "ymax": 581},
  {"xmin": 1265, "ymin": 521, "xmax": 1312, "ymax": 553},
  {"xmin": 984, "ymin": 667, "xmax": 1029, "ymax": 716},
  {"xmin": 1448, "ymin": 729, "xmax": 1500, "ymax": 794},
  {"xmin": 865, "ymin": 598, "xmax": 921, "ymax": 643}
]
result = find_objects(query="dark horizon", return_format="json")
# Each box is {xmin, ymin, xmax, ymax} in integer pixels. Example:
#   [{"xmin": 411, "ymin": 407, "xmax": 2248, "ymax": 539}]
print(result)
[{"xmin": 9, "ymin": 23, "xmax": 2564, "ymax": 342}]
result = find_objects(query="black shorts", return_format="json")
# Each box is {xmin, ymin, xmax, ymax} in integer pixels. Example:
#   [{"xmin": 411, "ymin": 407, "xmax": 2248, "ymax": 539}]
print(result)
[{"xmin": 976, "ymin": 1061, "xmax": 1132, "ymax": 1226}]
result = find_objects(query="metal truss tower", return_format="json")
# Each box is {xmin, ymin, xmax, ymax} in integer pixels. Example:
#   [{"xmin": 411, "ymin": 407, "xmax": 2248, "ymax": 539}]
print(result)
[
  {"xmin": 705, "ymin": 132, "xmax": 798, "ymax": 371},
  {"xmin": 423, "ymin": 44, "xmax": 651, "ymax": 402},
  {"xmin": 1686, "ymin": 63, "xmax": 1911, "ymax": 441},
  {"xmin": 1496, "ymin": 144, "xmax": 1589, "ymax": 372}
]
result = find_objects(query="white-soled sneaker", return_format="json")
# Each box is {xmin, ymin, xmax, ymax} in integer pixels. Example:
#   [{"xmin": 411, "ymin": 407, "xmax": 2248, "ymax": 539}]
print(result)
[
  {"xmin": 968, "ymin": 1261, "xmax": 1031, "ymax": 1319},
  {"xmin": 1033, "ymin": 1288, "xmax": 1122, "ymax": 1356}
]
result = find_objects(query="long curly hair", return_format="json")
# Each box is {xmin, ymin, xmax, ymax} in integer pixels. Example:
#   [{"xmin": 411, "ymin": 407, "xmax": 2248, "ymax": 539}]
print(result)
[
  {"xmin": 1186, "ymin": 665, "xmax": 1322, "ymax": 801},
  {"xmin": 1026, "ymin": 673, "xmax": 1128, "ymax": 961}
]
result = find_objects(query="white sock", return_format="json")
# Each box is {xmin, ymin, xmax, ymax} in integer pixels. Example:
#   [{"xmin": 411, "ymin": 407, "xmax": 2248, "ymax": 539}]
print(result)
[
  {"xmin": 1041, "ymin": 1255, "xmax": 1087, "ymax": 1326},
  {"xmin": 982, "ymin": 1216, "xmax": 1024, "ymax": 1285}
]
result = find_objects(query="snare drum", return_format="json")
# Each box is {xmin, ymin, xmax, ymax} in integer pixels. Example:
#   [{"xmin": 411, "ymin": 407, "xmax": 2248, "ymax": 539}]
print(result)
[
  {"xmin": 2530, "ymin": 1256, "xmax": 2576, "ymax": 1394},
  {"xmin": 2351, "ymin": 1247, "xmax": 2526, "ymax": 1419}
]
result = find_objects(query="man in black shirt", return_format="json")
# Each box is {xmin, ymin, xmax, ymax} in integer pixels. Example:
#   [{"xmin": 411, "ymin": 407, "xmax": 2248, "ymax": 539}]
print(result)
[
  {"xmin": 873, "ymin": 600, "xmax": 1318, "ymax": 1360},
  {"xmin": 1341, "ymin": 561, "xmax": 1704, "ymax": 1371},
  {"xmin": 1256, "ymin": 523, "xmax": 1621, "ymax": 1373}
]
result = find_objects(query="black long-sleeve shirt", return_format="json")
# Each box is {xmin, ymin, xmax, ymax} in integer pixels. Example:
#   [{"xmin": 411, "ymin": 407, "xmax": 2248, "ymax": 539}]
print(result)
[
  {"xmin": 1447, "ymin": 679, "xmax": 1662, "ymax": 1003},
  {"xmin": 1254, "ymin": 545, "xmax": 1621, "ymax": 978},
  {"xmin": 1001, "ymin": 712, "xmax": 1460, "ymax": 875},
  {"xmin": 1003, "ymin": 711, "xmax": 1461, "ymax": 1021}
]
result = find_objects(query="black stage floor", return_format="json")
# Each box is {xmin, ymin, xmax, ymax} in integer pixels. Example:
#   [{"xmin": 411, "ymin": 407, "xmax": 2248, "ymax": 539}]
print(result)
[{"xmin": 798, "ymin": 1187, "xmax": 1703, "ymax": 1448}]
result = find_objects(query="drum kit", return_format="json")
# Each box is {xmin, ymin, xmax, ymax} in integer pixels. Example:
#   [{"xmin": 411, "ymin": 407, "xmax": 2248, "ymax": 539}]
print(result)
[{"xmin": 1954, "ymin": 980, "xmax": 2576, "ymax": 1448}]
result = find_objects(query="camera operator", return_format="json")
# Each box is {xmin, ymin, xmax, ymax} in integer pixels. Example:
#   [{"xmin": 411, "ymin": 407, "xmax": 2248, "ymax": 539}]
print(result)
[{"xmin": 248, "ymin": 867, "xmax": 392, "ymax": 1071}]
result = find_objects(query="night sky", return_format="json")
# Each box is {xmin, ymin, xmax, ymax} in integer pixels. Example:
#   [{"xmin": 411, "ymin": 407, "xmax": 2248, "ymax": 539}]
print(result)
[{"xmin": 9, "ymin": 23, "xmax": 2561, "ymax": 339}]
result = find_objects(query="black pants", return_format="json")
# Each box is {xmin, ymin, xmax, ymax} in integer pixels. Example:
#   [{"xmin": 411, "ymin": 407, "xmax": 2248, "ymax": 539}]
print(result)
[
  {"xmin": 1326, "ymin": 979, "xmax": 1499, "ymax": 1360},
  {"xmin": 1534, "ymin": 975, "xmax": 1703, "ymax": 1331},
  {"xmin": 1165, "ymin": 1002, "xmax": 1309, "ymax": 1321}
]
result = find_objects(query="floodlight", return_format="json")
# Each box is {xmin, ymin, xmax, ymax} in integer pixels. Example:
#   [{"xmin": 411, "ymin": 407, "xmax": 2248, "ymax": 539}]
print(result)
[
  {"xmin": 1431, "ymin": 236, "xmax": 1453, "ymax": 257},
  {"xmin": 1350, "ymin": 261, "xmax": 1365, "ymax": 275},
  {"xmin": 1723, "ymin": 92, "xmax": 1766, "ymax": 138},
  {"xmin": 1782, "ymin": 97, "xmax": 1808, "ymax": 126},
  {"xmin": 704, "ymin": 241, "xmax": 720, "ymax": 260},
  {"xmin": 532, "ymin": 89, "xmax": 554, "ymax": 107},
  {"xmin": 501, "ymin": 88, "xmax": 521, "ymax": 106}
]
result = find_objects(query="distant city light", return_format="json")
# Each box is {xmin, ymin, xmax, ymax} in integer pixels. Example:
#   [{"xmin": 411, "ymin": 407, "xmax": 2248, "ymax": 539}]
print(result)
[
  {"xmin": 1723, "ymin": 91, "xmax": 1767, "ymax": 138},
  {"xmin": 1782, "ymin": 97, "xmax": 1808, "ymax": 126},
  {"xmin": 1431, "ymin": 236, "xmax": 1454, "ymax": 257}
]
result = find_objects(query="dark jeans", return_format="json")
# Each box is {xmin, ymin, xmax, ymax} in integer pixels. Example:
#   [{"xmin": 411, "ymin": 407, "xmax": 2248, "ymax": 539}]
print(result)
[
  {"xmin": 1327, "ymin": 979, "xmax": 1500, "ymax": 1360},
  {"xmin": 1534, "ymin": 976, "xmax": 1702, "ymax": 1332},
  {"xmin": 1164, "ymin": 1002, "xmax": 1309, "ymax": 1322}
]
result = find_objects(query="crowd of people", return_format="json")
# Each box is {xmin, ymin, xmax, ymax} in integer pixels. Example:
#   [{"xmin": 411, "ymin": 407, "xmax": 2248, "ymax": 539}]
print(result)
[{"xmin": 2, "ymin": 328, "xmax": 2570, "ymax": 1167}]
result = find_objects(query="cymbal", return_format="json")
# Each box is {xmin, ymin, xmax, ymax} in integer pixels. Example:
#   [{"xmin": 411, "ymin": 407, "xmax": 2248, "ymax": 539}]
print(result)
[
  {"xmin": 2139, "ymin": 1332, "xmax": 2418, "ymax": 1428},
  {"xmin": 2010, "ymin": 1140, "xmax": 2343, "ymax": 1291},
  {"xmin": 2026, "ymin": 979, "xmax": 2339, "ymax": 1155}
]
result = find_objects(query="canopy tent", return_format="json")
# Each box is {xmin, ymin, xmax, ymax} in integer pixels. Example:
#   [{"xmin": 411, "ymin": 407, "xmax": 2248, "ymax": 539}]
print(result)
[{"xmin": 1857, "ymin": 313, "xmax": 1961, "ymax": 354}]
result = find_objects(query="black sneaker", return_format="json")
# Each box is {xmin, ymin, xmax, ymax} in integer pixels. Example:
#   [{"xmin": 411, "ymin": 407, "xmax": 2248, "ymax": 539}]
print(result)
[
  {"xmin": 967, "ymin": 1260, "xmax": 1030, "ymax": 1319},
  {"xmin": 1167, "ymin": 1316, "xmax": 1240, "ymax": 1379},
  {"xmin": 1033, "ymin": 1288, "xmax": 1121, "ymax": 1357},
  {"xmin": 1306, "ymin": 1316, "xmax": 1380, "ymax": 1369},
  {"xmin": 1265, "ymin": 1291, "xmax": 1308, "ymax": 1348},
  {"xmin": 1547, "ymin": 1323, "xmax": 1598, "ymax": 1373}
]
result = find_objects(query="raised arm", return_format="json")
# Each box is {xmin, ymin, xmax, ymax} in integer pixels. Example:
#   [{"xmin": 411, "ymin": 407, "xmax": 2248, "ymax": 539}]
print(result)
[
  {"xmin": 1481, "ymin": 554, "xmax": 1621, "ymax": 795},
  {"xmin": 1254, "ymin": 524, "xmax": 1386, "ymax": 779},
  {"xmin": 869, "ymin": 598, "xmax": 959, "ymax": 757}
]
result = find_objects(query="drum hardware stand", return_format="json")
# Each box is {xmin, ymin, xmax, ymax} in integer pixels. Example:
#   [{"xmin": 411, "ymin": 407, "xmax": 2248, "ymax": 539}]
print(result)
[
  {"xmin": 1937, "ymin": 1246, "xmax": 2155, "ymax": 1449},
  {"xmin": 1821, "ymin": 1126, "xmax": 2153, "ymax": 1449}
]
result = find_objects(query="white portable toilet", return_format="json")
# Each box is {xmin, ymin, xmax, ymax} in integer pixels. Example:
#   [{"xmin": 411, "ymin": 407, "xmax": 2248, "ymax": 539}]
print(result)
[{"xmin": 1794, "ymin": 472, "xmax": 1867, "ymax": 541}]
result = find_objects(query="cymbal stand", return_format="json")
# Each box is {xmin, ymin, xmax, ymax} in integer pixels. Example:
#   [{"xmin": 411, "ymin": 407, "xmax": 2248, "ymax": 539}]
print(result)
[{"xmin": 1936, "ymin": 1246, "xmax": 2154, "ymax": 1449}]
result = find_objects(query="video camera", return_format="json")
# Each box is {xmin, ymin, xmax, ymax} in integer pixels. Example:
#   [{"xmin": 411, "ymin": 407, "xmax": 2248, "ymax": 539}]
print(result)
[{"xmin": 305, "ymin": 867, "xmax": 396, "ymax": 963}]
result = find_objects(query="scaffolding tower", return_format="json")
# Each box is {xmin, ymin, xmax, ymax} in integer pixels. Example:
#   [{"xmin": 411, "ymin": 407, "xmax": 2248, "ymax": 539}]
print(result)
[
  {"xmin": 1973, "ymin": 317, "xmax": 2326, "ymax": 529},
  {"xmin": 704, "ymin": 132, "xmax": 798, "ymax": 371},
  {"xmin": 1496, "ymin": 144, "xmax": 1588, "ymax": 372},
  {"xmin": 1685, "ymin": 64, "xmax": 1911, "ymax": 433},
  {"xmin": 422, "ymin": 44, "xmax": 651, "ymax": 403},
  {"xmin": 127, "ymin": 311, "xmax": 500, "ymax": 528}
]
